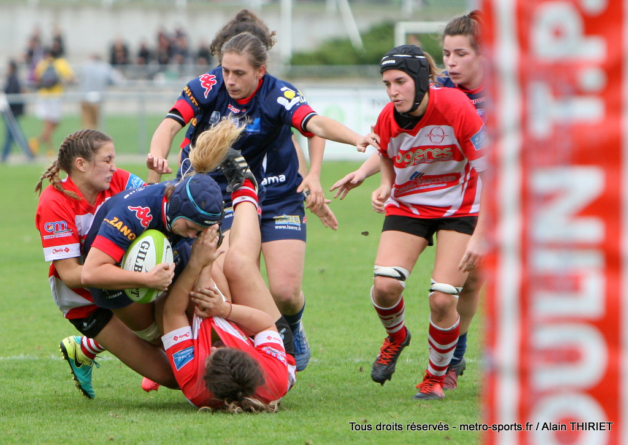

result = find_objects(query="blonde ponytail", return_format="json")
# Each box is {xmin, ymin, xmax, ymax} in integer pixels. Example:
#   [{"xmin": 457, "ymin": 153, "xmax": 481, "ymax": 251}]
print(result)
[{"xmin": 190, "ymin": 118, "xmax": 245, "ymax": 173}]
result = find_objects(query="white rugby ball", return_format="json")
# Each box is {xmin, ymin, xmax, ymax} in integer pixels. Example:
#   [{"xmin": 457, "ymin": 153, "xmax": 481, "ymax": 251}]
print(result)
[{"xmin": 121, "ymin": 229, "xmax": 174, "ymax": 304}]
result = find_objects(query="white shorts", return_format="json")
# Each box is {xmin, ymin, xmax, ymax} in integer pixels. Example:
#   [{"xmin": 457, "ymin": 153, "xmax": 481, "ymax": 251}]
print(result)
[{"xmin": 36, "ymin": 98, "xmax": 63, "ymax": 123}]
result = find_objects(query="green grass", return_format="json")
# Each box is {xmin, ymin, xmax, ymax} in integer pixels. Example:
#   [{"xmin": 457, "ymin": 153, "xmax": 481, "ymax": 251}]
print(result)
[{"xmin": 0, "ymin": 161, "xmax": 481, "ymax": 444}]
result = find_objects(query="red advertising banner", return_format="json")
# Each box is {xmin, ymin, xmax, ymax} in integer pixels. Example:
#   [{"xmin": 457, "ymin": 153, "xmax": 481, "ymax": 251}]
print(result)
[{"xmin": 482, "ymin": 1, "xmax": 624, "ymax": 444}]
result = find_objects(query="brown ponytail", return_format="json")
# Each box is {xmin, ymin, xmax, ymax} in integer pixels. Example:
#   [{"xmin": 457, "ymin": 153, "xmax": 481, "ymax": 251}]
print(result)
[
  {"xmin": 209, "ymin": 9, "xmax": 276, "ymax": 60},
  {"xmin": 442, "ymin": 10, "xmax": 484, "ymax": 53}
]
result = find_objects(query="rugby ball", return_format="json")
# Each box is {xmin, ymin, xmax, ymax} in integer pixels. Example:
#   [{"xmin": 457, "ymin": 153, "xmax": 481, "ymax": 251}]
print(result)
[{"xmin": 121, "ymin": 229, "xmax": 174, "ymax": 304}]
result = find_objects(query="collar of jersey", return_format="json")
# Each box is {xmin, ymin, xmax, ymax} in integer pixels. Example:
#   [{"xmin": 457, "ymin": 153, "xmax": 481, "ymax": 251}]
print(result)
[
  {"xmin": 235, "ymin": 77, "xmax": 264, "ymax": 105},
  {"xmin": 457, "ymin": 81, "xmax": 484, "ymax": 96},
  {"xmin": 162, "ymin": 196, "xmax": 171, "ymax": 232}
]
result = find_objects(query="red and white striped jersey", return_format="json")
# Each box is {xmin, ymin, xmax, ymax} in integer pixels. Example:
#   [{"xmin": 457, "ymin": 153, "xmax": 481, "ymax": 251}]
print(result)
[
  {"xmin": 375, "ymin": 86, "xmax": 488, "ymax": 219},
  {"xmin": 35, "ymin": 170, "xmax": 144, "ymax": 319},
  {"xmin": 163, "ymin": 314, "xmax": 297, "ymax": 408}
]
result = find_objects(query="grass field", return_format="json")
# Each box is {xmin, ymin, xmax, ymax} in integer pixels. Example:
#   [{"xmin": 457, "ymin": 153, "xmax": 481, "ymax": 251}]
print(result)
[{"xmin": 0, "ymin": 160, "xmax": 482, "ymax": 444}]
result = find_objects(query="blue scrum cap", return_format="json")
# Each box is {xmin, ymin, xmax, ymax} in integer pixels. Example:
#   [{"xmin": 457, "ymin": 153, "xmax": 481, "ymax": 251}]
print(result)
[
  {"xmin": 166, "ymin": 174, "xmax": 224, "ymax": 229},
  {"xmin": 380, "ymin": 44, "xmax": 430, "ymax": 114}
]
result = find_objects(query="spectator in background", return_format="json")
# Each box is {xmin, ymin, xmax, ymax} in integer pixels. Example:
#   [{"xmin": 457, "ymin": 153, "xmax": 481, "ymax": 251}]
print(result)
[
  {"xmin": 172, "ymin": 29, "xmax": 190, "ymax": 66},
  {"xmin": 156, "ymin": 29, "xmax": 172, "ymax": 65},
  {"xmin": 31, "ymin": 47, "xmax": 74, "ymax": 156},
  {"xmin": 25, "ymin": 27, "xmax": 44, "ymax": 86},
  {"xmin": 80, "ymin": 54, "xmax": 121, "ymax": 130},
  {"xmin": 52, "ymin": 25, "xmax": 65, "ymax": 58},
  {"xmin": 2, "ymin": 60, "xmax": 27, "ymax": 163},
  {"xmin": 196, "ymin": 39, "xmax": 212, "ymax": 67},
  {"xmin": 137, "ymin": 41, "xmax": 152, "ymax": 65},
  {"xmin": 109, "ymin": 37, "xmax": 129, "ymax": 66}
]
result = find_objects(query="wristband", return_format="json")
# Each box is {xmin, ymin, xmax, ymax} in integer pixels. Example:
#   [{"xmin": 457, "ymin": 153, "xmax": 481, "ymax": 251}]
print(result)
[{"xmin": 225, "ymin": 301, "xmax": 233, "ymax": 319}]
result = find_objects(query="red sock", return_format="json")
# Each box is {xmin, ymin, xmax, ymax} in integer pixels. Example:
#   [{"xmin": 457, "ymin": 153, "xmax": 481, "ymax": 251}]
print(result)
[
  {"xmin": 231, "ymin": 179, "xmax": 258, "ymax": 209},
  {"xmin": 80, "ymin": 337, "xmax": 106, "ymax": 360},
  {"xmin": 427, "ymin": 316, "xmax": 460, "ymax": 379},
  {"xmin": 371, "ymin": 288, "xmax": 407, "ymax": 344}
]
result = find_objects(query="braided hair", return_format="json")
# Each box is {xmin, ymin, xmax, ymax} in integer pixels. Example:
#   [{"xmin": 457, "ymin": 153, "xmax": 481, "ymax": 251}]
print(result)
[{"xmin": 34, "ymin": 129, "xmax": 113, "ymax": 200}]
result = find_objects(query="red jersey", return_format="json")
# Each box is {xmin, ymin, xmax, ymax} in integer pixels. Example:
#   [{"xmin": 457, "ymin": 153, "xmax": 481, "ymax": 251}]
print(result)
[
  {"xmin": 35, "ymin": 170, "xmax": 145, "ymax": 319},
  {"xmin": 163, "ymin": 314, "xmax": 297, "ymax": 408},
  {"xmin": 375, "ymin": 86, "xmax": 488, "ymax": 219}
]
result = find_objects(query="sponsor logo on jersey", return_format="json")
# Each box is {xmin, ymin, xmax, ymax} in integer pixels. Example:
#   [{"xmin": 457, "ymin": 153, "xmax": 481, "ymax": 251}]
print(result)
[
  {"xmin": 245, "ymin": 118, "xmax": 261, "ymax": 134},
  {"xmin": 394, "ymin": 173, "xmax": 461, "ymax": 196},
  {"xmin": 426, "ymin": 127, "xmax": 446, "ymax": 143},
  {"xmin": 126, "ymin": 174, "xmax": 145, "ymax": 190},
  {"xmin": 173, "ymin": 332, "xmax": 191, "ymax": 342},
  {"xmin": 277, "ymin": 87, "xmax": 303, "ymax": 111},
  {"xmin": 274, "ymin": 215, "xmax": 301, "ymax": 229},
  {"xmin": 184, "ymin": 86, "xmax": 199, "ymax": 107},
  {"xmin": 209, "ymin": 111, "xmax": 220, "ymax": 124},
  {"xmin": 471, "ymin": 125, "xmax": 487, "ymax": 151},
  {"xmin": 43, "ymin": 232, "xmax": 72, "ymax": 240},
  {"xmin": 128, "ymin": 206, "xmax": 153, "ymax": 228},
  {"xmin": 104, "ymin": 216, "xmax": 137, "ymax": 241},
  {"xmin": 44, "ymin": 221, "xmax": 70, "ymax": 234},
  {"xmin": 261, "ymin": 346, "xmax": 287, "ymax": 366},
  {"xmin": 394, "ymin": 146, "xmax": 455, "ymax": 167},
  {"xmin": 228, "ymin": 104, "xmax": 243, "ymax": 114},
  {"xmin": 52, "ymin": 247, "xmax": 70, "ymax": 254},
  {"xmin": 199, "ymin": 74, "xmax": 217, "ymax": 99},
  {"xmin": 261, "ymin": 174, "xmax": 286, "ymax": 186},
  {"xmin": 172, "ymin": 346, "xmax": 195, "ymax": 370}
]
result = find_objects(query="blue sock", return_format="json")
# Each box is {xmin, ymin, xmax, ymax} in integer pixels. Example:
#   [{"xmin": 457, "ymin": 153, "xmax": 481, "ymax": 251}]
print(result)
[
  {"xmin": 283, "ymin": 300, "xmax": 305, "ymax": 333},
  {"xmin": 450, "ymin": 332, "xmax": 468, "ymax": 366}
]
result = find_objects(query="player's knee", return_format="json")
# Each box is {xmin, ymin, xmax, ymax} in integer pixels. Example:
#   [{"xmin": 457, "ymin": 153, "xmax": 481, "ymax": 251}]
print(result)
[
  {"xmin": 223, "ymin": 246, "xmax": 253, "ymax": 281},
  {"xmin": 270, "ymin": 282, "xmax": 301, "ymax": 307},
  {"xmin": 373, "ymin": 276, "xmax": 404, "ymax": 306},
  {"xmin": 460, "ymin": 271, "xmax": 482, "ymax": 297},
  {"xmin": 429, "ymin": 293, "xmax": 458, "ymax": 319}
]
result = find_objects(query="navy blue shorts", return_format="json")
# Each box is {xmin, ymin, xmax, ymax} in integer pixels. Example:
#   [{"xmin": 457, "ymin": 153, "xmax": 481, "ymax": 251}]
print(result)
[
  {"xmin": 90, "ymin": 241, "xmax": 192, "ymax": 310},
  {"xmin": 221, "ymin": 193, "xmax": 307, "ymax": 243}
]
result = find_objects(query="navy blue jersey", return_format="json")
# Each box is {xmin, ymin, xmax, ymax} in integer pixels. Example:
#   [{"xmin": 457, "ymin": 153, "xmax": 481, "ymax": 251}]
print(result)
[
  {"xmin": 169, "ymin": 68, "xmax": 316, "ymax": 204},
  {"xmin": 437, "ymin": 73, "xmax": 487, "ymax": 123},
  {"xmin": 84, "ymin": 183, "xmax": 179, "ymax": 264}
]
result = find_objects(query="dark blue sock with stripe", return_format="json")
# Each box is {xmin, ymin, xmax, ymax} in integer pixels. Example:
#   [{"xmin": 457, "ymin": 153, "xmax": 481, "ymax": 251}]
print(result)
[
  {"xmin": 450, "ymin": 332, "xmax": 468, "ymax": 366},
  {"xmin": 283, "ymin": 300, "xmax": 306, "ymax": 333}
]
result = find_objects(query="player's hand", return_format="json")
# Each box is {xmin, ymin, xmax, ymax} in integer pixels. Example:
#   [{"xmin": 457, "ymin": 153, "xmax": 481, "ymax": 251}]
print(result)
[
  {"xmin": 190, "ymin": 226, "xmax": 224, "ymax": 268},
  {"xmin": 146, "ymin": 153, "xmax": 173, "ymax": 176},
  {"xmin": 146, "ymin": 262, "xmax": 175, "ymax": 290},
  {"xmin": 190, "ymin": 287, "xmax": 229, "ymax": 318},
  {"xmin": 311, "ymin": 200, "xmax": 338, "ymax": 230},
  {"xmin": 458, "ymin": 233, "xmax": 488, "ymax": 272},
  {"xmin": 297, "ymin": 175, "xmax": 324, "ymax": 213},
  {"xmin": 356, "ymin": 126, "xmax": 381, "ymax": 153},
  {"xmin": 330, "ymin": 170, "xmax": 367, "ymax": 200},
  {"xmin": 371, "ymin": 185, "xmax": 390, "ymax": 214}
]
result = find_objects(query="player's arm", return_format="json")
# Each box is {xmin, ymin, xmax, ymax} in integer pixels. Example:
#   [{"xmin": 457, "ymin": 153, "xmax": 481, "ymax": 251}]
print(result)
[
  {"xmin": 330, "ymin": 151, "xmax": 381, "ymax": 200},
  {"xmin": 162, "ymin": 226, "xmax": 222, "ymax": 333},
  {"xmin": 293, "ymin": 135, "xmax": 338, "ymax": 230},
  {"xmin": 372, "ymin": 157, "xmax": 394, "ymax": 214},
  {"xmin": 191, "ymin": 288, "xmax": 276, "ymax": 337},
  {"xmin": 295, "ymin": 134, "xmax": 325, "ymax": 212},
  {"xmin": 304, "ymin": 115, "xmax": 379, "ymax": 153},
  {"xmin": 81, "ymin": 246, "xmax": 174, "ymax": 290},
  {"xmin": 147, "ymin": 118, "xmax": 182, "ymax": 183},
  {"xmin": 54, "ymin": 258, "xmax": 83, "ymax": 289}
]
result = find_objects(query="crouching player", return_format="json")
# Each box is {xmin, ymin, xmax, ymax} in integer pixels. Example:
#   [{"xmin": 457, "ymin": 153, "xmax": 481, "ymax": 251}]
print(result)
[{"xmin": 161, "ymin": 174, "xmax": 296, "ymax": 412}]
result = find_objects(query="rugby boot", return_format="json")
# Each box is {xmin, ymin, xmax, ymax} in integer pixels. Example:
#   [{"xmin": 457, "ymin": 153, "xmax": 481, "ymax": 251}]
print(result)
[
  {"xmin": 59, "ymin": 336, "xmax": 99, "ymax": 399},
  {"xmin": 442, "ymin": 357, "xmax": 466, "ymax": 390},
  {"xmin": 292, "ymin": 321, "xmax": 311, "ymax": 372},
  {"xmin": 371, "ymin": 329, "xmax": 411, "ymax": 385},
  {"xmin": 414, "ymin": 371, "xmax": 446, "ymax": 400},
  {"xmin": 220, "ymin": 148, "xmax": 258, "ymax": 193}
]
